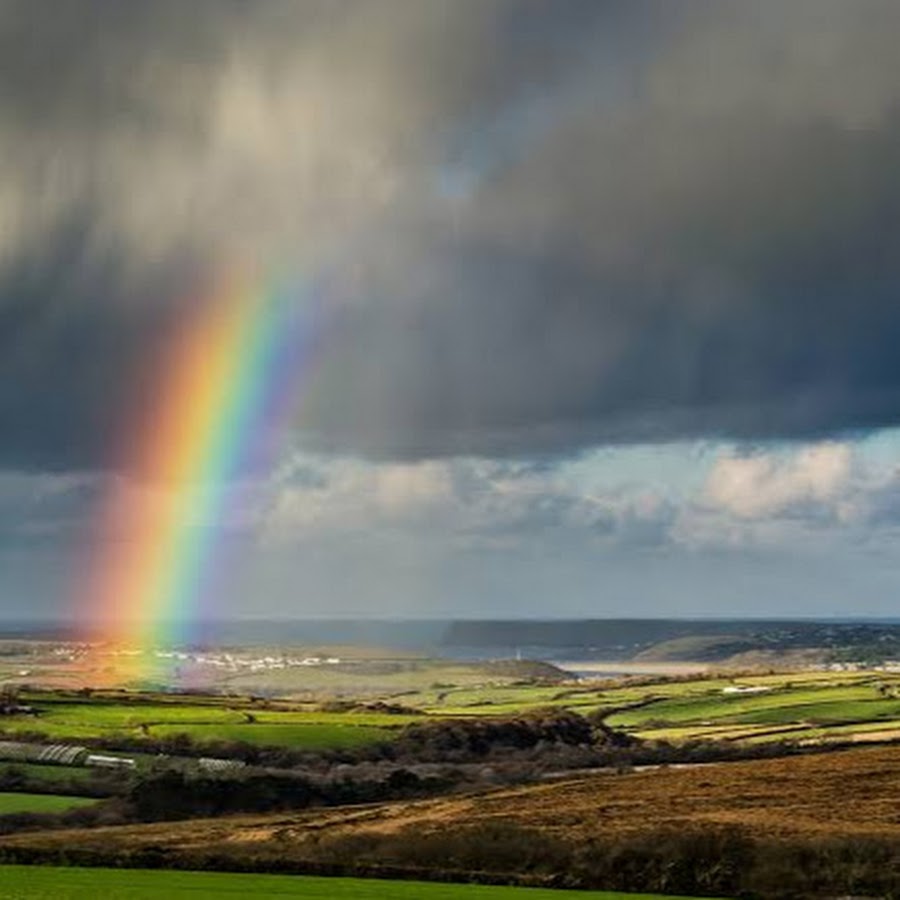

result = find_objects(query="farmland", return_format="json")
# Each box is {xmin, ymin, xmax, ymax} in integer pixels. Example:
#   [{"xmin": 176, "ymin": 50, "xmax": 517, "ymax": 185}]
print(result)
[
  {"xmin": 1, "ymin": 667, "xmax": 900, "ymax": 752},
  {"xmin": 602, "ymin": 673, "xmax": 900, "ymax": 743},
  {"xmin": 0, "ymin": 866, "xmax": 709, "ymax": 899},
  {"xmin": 4, "ymin": 628, "xmax": 900, "ymax": 753},
  {"xmin": 0, "ymin": 695, "xmax": 416, "ymax": 749},
  {"xmin": 400, "ymin": 668, "xmax": 900, "ymax": 746},
  {"xmin": 0, "ymin": 666, "xmax": 894, "ymax": 896},
  {"xmin": 0, "ymin": 763, "xmax": 99, "ymax": 788}
]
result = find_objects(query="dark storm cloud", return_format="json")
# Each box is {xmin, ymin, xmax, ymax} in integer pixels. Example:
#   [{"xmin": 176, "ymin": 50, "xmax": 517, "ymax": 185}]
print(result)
[
  {"xmin": 0, "ymin": 219, "xmax": 193, "ymax": 470},
  {"xmin": 3, "ymin": 0, "xmax": 900, "ymax": 469}
]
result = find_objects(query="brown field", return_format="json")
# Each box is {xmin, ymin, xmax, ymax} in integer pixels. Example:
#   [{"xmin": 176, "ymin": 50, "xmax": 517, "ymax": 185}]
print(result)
[{"xmin": 2, "ymin": 744, "xmax": 898, "ymax": 866}]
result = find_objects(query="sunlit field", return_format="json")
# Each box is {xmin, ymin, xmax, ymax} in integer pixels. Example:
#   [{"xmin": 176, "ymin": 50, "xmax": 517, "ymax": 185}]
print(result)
[
  {"xmin": 0, "ymin": 866, "xmax": 713, "ymax": 900},
  {"xmin": 0, "ymin": 669, "xmax": 898, "ymax": 752},
  {"xmin": 0, "ymin": 695, "xmax": 413, "ymax": 749}
]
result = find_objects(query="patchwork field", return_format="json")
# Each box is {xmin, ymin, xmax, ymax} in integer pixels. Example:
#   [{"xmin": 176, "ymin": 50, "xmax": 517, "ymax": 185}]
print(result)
[
  {"xmin": 1, "ymin": 668, "xmax": 899, "ymax": 751},
  {"xmin": 404, "ymin": 668, "xmax": 900, "ymax": 745},
  {"xmin": 604, "ymin": 673, "xmax": 900, "ymax": 743}
]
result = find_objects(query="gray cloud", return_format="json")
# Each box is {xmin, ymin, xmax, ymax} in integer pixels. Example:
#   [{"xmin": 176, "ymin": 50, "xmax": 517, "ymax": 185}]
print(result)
[{"xmin": 3, "ymin": 2, "xmax": 900, "ymax": 469}]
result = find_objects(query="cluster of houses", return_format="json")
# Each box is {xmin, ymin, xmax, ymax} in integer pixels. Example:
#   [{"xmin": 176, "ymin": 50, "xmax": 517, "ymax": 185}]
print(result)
[
  {"xmin": 94, "ymin": 646, "xmax": 346, "ymax": 673},
  {"xmin": 14, "ymin": 644, "xmax": 349, "ymax": 677},
  {"xmin": 150, "ymin": 650, "xmax": 344, "ymax": 673},
  {"xmin": 823, "ymin": 661, "xmax": 900, "ymax": 672}
]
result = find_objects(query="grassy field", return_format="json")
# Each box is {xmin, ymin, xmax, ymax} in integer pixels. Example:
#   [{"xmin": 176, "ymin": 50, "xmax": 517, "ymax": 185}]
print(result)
[
  {"xmin": 402, "ymin": 669, "xmax": 900, "ymax": 746},
  {"xmin": 0, "ymin": 697, "xmax": 412, "ymax": 749},
  {"xmin": 410, "ymin": 670, "xmax": 890, "ymax": 717},
  {"xmin": 0, "ymin": 867, "xmax": 709, "ymax": 899},
  {"xmin": 0, "ymin": 793, "xmax": 96, "ymax": 814},
  {"xmin": 603, "ymin": 674, "xmax": 900, "ymax": 742},
  {"xmin": 0, "ymin": 763, "xmax": 98, "ymax": 787}
]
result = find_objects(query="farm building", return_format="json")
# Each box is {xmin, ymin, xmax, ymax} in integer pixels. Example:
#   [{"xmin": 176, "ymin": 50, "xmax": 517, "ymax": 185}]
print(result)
[
  {"xmin": 0, "ymin": 740, "xmax": 88, "ymax": 766},
  {"xmin": 0, "ymin": 703, "xmax": 35, "ymax": 716},
  {"xmin": 197, "ymin": 757, "xmax": 246, "ymax": 773},
  {"xmin": 85, "ymin": 754, "xmax": 136, "ymax": 770}
]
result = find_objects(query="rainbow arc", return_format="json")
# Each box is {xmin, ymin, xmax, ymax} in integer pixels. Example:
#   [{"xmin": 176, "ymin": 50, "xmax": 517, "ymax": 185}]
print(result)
[{"xmin": 75, "ymin": 263, "xmax": 324, "ymax": 680}]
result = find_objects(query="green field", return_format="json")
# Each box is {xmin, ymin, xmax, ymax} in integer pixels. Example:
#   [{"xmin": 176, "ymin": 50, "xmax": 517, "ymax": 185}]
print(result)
[
  {"xmin": 399, "ymin": 670, "xmax": 900, "ymax": 746},
  {"xmin": 0, "ymin": 763, "xmax": 98, "ymax": 787},
  {"xmin": 602, "ymin": 673, "xmax": 900, "ymax": 742},
  {"xmin": 407, "ymin": 670, "xmax": 900, "ymax": 746},
  {"xmin": 0, "ymin": 793, "xmax": 96, "ymax": 814},
  {"xmin": 0, "ymin": 866, "xmax": 714, "ymax": 899},
  {"xmin": 607, "ymin": 684, "xmax": 885, "ymax": 726},
  {"xmin": 412, "ymin": 671, "xmax": 887, "ymax": 718},
  {"xmin": 0, "ymin": 699, "xmax": 409, "ymax": 749}
]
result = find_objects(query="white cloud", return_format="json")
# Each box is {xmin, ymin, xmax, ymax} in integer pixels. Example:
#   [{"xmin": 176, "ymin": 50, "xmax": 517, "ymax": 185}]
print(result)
[
  {"xmin": 701, "ymin": 443, "xmax": 853, "ymax": 520},
  {"xmin": 260, "ymin": 456, "xmax": 459, "ymax": 540},
  {"xmin": 256, "ymin": 453, "xmax": 680, "ymax": 555}
]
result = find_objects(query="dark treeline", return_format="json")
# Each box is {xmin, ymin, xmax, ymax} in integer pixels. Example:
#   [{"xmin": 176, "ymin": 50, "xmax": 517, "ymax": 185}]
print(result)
[
  {"xmin": 0, "ymin": 764, "xmax": 456, "ymax": 834},
  {"xmin": 0, "ymin": 822, "xmax": 897, "ymax": 899},
  {"xmin": 315, "ymin": 821, "xmax": 900, "ymax": 898},
  {"xmin": 0, "ymin": 708, "xmax": 615, "ymax": 768},
  {"xmin": 127, "ymin": 765, "xmax": 451, "ymax": 821}
]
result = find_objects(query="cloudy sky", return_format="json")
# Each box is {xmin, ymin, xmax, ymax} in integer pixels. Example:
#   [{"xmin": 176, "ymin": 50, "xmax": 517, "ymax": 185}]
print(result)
[{"xmin": 4, "ymin": 0, "xmax": 900, "ymax": 622}]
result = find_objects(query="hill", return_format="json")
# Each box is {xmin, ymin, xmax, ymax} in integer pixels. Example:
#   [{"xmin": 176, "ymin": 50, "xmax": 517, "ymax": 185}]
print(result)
[{"xmin": 1, "ymin": 745, "xmax": 898, "ymax": 897}]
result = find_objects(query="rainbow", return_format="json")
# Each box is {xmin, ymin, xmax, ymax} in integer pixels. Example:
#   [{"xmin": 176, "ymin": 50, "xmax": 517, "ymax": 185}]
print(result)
[{"xmin": 75, "ymin": 263, "xmax": 324, "ymax": 679}]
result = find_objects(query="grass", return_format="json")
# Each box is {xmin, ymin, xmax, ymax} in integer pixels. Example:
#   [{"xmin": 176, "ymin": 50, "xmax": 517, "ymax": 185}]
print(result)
[
  {"xmin": 0, "ymin": 793, "xmax": 96, "ymax": 814},
  {"xmin": 595, "ymin": 673, "xmax": 900, "ymax": 743},
  {"xmin": 736, "ymin": 717, "xmax": 900, "ymax": 744},
  {"xmin": 0, "ymin": 866, "xmax": 714, "ymax": 899},
  {"xmin": 605, "ymin": 683, "xmax": 895, "ymax": 728},
  {"xmin": 0, "ymin": 763, "xmax": 97, "ymax": 785},
  {"xmin": 0, "ymin": 700, "xmax": 406, "ymax": 749},
  {"xmin": 807, "ymin": 717, "xmax": 900, "ymax": 736},
  {"xmin": 727, "ymin": 697, "xmax": 900, "ymax": 726}
]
